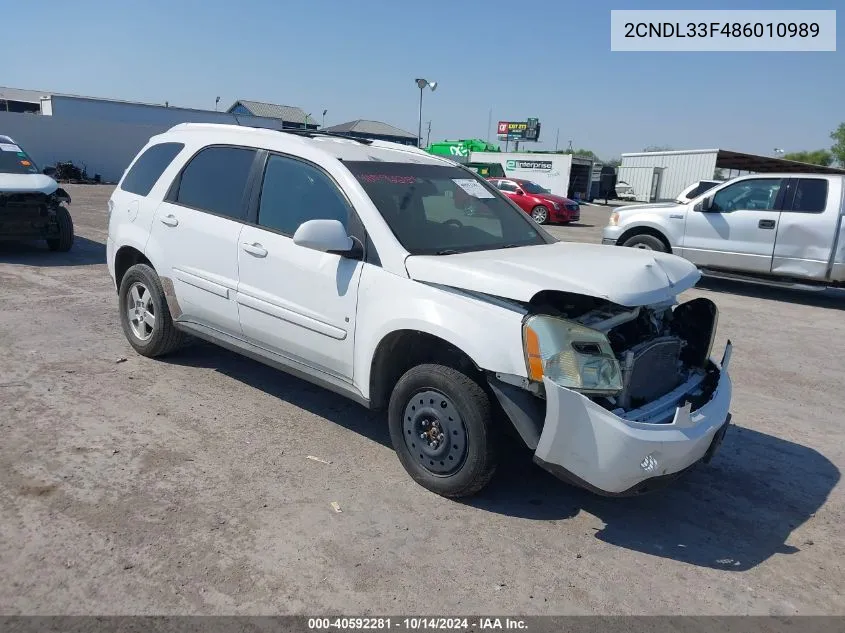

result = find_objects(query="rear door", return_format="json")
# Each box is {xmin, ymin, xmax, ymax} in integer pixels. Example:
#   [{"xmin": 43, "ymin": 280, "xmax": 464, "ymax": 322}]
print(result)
[
  {"xmin": 681, "ymin": 177, "xmax": 785, "ymax": 273},
  {"xmin": 148, "ymin": 145, "xmax": 259, "ymax": 336},
  {"xmin": 771, "ymin": 177, "xmax": 840, "ymax": 280}
]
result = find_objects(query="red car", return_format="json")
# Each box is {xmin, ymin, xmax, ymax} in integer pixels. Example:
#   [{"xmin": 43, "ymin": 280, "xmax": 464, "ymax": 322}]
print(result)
[{"xmin": 487, "ymin": 178, "xmax": 580, "ymax": 224}]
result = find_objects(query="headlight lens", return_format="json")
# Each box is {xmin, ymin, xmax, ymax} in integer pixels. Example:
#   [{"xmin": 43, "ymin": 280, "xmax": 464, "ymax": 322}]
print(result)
[
  {"xmin": 608, "ymin": 212, "xmax": 619, "ymax": 226},
  {"xmin": 523, "ymin": 315, "xmax": 622, "ymax": 393}
]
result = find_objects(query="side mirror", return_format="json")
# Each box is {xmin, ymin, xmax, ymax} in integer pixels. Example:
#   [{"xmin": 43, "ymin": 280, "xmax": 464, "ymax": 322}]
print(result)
[
  {"xmin": 700, "ymin": 196, "xmax": 713, "ymax": 212},
  {"xmin": 292, "ymin": 219, "xmax": 356, "ymax": 256},
  {"xmin": 515, "ymin": 189, "xmax": 525, "ymax": 196}
]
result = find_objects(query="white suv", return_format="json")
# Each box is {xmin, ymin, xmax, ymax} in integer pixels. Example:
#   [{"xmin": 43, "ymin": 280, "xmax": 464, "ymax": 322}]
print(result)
[{"xmin": 107, "ymin": 123, "xmax": 733, "ymax": 498}]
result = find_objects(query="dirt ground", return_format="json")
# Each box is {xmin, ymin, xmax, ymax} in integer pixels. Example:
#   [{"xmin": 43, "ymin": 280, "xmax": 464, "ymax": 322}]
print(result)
[{"xmin": 1, "ymin": 185, "xmax": 843, "ymax": 615}]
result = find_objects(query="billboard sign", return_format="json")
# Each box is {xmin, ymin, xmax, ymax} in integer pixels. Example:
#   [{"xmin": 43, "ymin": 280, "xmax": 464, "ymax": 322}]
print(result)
[{"xmin": 497, "ymin": 118, "xmax": 541, "ymax": 141}]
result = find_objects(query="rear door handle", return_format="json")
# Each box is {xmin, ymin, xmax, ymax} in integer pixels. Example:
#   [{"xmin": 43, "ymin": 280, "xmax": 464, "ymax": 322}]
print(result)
[
  {"xmin": 241, "ymin": 242, "xmax": 268, "ymax": 258},
  {"xmin": 758, "ymin": 219, "xmax": 776, "ymax": 229},
  {"xmin": 160, "ymin": 214, "xmax": 179, "ymax": 227}
]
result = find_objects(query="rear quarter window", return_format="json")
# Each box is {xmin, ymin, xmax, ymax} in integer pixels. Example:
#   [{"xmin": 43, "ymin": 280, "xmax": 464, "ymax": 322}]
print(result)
[
  {"xmin": 120, "ymin": 142, "xmax": 185, "ymax": 196},
  {"xmin": 788, "ymin": 179, "xmax": 828, "ymax": 213}
]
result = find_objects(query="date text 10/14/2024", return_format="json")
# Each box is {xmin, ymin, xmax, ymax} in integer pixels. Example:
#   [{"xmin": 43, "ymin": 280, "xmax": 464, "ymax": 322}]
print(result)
[{"xmin": 308, "ymin": 617, "xmax": 528, "ymax": 630}]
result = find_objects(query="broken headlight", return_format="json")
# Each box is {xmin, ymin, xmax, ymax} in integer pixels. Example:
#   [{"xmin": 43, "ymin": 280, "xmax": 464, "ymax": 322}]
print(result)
[{"xmin": 523, "ymin": 314, "xmax": 623, "ymax": 394}]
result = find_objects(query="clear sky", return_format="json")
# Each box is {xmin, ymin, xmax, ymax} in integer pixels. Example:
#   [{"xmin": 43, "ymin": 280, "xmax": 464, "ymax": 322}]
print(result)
[{"xmin": 3, "ymin": 0, "xmax": 842, "ymax": 160}]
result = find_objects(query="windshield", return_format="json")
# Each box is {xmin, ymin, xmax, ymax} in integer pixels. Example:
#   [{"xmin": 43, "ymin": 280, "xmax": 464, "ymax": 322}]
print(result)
[
  {"xmin": 346, "ymin": 161, "xmax": 553, "ymax": 255},
  {"xmin": 0, "ymin": 141, "xmax": 39, "ymax": 175},
  {"xmin": 519, "ymin": 181, "xmax": 549, "ymax": 194}
]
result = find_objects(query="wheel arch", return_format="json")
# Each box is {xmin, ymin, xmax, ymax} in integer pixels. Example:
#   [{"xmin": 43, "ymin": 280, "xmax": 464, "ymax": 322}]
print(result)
[
  {"xmin": 114, "ymin": 245, "xmax": 153, "ymax": 292},
  {"xmin": 616, "ymin": 225, "xmax": 673, "ymax": 253},
  {"xmin": 368, "ymin": 329, "xmax": 484, "ymax": 411}
]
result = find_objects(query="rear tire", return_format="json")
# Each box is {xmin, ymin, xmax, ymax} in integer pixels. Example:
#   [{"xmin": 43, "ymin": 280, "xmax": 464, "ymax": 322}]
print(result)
[
  {"xmin": 530, "ymin": 205, "xmax": 549, "ymax": 224},
  {"xmin": 118, "ymin": 263, "xmax": 185, "ymax": 357},
  {"xmin": 46, "ymin": 206, "xmax": 74, "ymax": 252},
  {"xmin": 388, "ymin": 364, "xmax": 498, "ymax": 498},
  {"xmin": 621, "ymin": 233, "xmax": 667, "ymax": 252}
]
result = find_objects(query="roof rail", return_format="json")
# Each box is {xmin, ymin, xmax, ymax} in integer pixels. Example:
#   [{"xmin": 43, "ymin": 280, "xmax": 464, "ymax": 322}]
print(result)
[{"xmin": 228, "ymin": 112, "xmax": 372, "ymax": 145}]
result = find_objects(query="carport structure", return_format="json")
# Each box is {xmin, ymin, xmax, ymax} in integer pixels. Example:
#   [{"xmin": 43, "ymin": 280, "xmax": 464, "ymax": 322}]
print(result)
[{"xmin": 618, "ymin": 148, "xmax": 845, "ymax": 202}]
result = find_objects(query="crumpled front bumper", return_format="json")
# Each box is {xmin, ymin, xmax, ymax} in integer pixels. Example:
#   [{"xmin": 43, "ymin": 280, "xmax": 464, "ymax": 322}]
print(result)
[{"xmin": 533, "ymin": 342, "xmax": 733, "ymax": 496}]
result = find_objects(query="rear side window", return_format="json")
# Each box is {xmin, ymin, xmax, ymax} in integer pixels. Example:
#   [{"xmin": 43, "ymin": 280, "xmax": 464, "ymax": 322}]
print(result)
[
  {"xmin": 171, "ymin": 146, "xmax": 257, "ymax": 220},
  {"xmin": 120, "ymin": 142, "xmax": 184, "ymax": 196},
  {"xmin": 788, "ymin": 179, "xmax": 828, "ymax": 213}
]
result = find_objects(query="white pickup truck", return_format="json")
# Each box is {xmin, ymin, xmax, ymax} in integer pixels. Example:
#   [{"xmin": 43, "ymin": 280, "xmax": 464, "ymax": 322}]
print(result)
[
  {"xmin": 107, "ymin": 123, "xmax": 733, "ymax": 498},
  {"xmin": 603, "ymin": 173, "xmax": 845, "ymax": 286}
]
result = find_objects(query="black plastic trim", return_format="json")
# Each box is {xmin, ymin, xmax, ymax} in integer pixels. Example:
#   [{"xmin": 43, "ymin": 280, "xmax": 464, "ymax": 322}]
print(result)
[{"xmin": 486, "ymin": 375, "xmax": 544, "ymax": 450}]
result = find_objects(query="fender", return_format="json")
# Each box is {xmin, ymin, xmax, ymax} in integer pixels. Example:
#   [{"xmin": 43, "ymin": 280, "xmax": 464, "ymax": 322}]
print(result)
[
  {"xmin": 616, "ymin": 217, "xmax": 682, "ymax": 250},
  {"xmin": 352, "ymin": 266, "xmax": 528, "ymax": 399}
]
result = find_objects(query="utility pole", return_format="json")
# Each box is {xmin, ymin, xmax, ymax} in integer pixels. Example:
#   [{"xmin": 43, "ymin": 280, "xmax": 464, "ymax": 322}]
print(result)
[
  {"xmin": 487, "ymin": 107, "xmax": 492, "ymax": 144},
  {"xmin": 555, "ymin": 128, "xmax": 559, "ymax": 151},
  {"xmin": 426, "ymin": 121, "xmax": 432, "ymax": 148},
  {"xmin": 567, "ymin": 140, "xmax": 573, "ymax": 152}
]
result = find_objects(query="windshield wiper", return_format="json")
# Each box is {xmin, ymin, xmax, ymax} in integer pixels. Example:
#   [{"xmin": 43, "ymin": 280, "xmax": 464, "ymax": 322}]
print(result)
[
  {"xmin": 501, "ymin": 244, "xmax": 522, "ymax": 249},
  {"xmin": 435, "ymin": 249, "xmax": 460, "ymax": 255}
]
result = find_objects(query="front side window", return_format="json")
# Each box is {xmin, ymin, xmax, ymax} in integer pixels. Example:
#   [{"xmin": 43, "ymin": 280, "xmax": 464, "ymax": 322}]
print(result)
[
  {"xmin": 173, "ymin": 146, "xmax": 256, "ymax": 220},
  {"xmin": 346, "ymin": 161, "xmax": 552, "ymax": 255},
  {"xmin": 498, "ymin": 181, "xmax": 519, "ymax": 192},
  {"xmin": 257, "ymin": 154, "xmax": 351, "ymax": 235},
  {"xmin": 788, "ymin": 178, "xmax": 828, "ymax": 213},
  {"xmin": 519, "ymin": 181, "xmax": 548, "ymax": 194},
  {"xmin": 710, "ymin": 178, "xmax": 783, "ymax": 212},
  {"xmin": 121, "ymin": 142, "xmax": 184, "ymax": 196}
]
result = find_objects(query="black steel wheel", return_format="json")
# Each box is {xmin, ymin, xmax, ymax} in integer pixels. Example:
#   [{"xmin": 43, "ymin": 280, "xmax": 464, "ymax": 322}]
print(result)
[{"xmin": 388, "ymin": 364, "xmax": 498, "ymax": 498}]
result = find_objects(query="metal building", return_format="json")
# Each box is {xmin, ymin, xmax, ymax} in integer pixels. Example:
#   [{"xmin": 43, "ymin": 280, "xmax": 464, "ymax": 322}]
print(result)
[{"xmin": 618, "ymin": 148, "xmax": 845, "ymax": 203}]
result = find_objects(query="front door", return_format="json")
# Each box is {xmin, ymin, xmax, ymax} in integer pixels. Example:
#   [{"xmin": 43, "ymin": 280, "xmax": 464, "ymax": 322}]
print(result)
[
  {"xmin": 681, "ymin": 177, "xmax": 785, "ymax": 273},
  {"xmin": 148, "ymin": 145, "xmax": 258, "ymax": 335},
  {"xmin": 236, "ymin": 153, "xmax": 363, "ymax": 380}
]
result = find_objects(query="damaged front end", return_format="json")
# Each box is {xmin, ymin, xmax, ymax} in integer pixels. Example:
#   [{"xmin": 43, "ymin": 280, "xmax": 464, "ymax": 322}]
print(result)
[
  {"xmin": 0, "ymin": 188, "xmax": 71, "ymax": 242},
  {"xmin": 489, "ymin": 291, "xmax": 732, "ymax": 496}
]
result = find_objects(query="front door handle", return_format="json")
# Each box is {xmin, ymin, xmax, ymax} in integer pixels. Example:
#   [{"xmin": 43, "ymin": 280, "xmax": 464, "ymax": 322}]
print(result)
[
  {"xmin": 758, "ymin": 219, "xmax": 776, "ymax": 229},
  {"xmin": 241, "ymin": 242, "xmax": 268, "ymax": 258},
  {"xmin": 160, "ymin": 214, "xmax": 179, "ymax": 227}
]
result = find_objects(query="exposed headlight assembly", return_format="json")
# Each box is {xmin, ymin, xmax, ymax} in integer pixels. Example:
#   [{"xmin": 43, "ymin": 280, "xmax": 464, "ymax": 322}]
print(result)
[{"xmin": 523, "ymin": 315, "xmax": 623, "ymax": 394}]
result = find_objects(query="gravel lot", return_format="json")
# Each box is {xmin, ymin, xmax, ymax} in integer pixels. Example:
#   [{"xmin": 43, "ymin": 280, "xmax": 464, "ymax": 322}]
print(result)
[{"xmin": 1, "ymin": 185, "xmax": 843, "ymax": 615}]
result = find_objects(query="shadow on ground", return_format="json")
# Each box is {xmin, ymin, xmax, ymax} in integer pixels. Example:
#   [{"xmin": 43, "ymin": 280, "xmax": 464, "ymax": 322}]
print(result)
[
  {"xmin": 698, "ymin": 276, "xmax": 845, "ymax": 311},
  {"xmin": 0, "ymin": 236, "xmax": 105, "ymax": 267},
  {"xmin": 163, "ymin": 340, "xmax": 839, "ymax": 572}
]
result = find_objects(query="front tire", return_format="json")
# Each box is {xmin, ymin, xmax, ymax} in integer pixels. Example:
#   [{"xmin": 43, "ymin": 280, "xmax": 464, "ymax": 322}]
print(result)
[
  {"xmin": 621, "ymin": 233, "xmax": 667, "ymax": 252},
  {"xmin": 530, "ymin": 205, "xmax": 549, "ymax": 224},
  {"xmin": 388, "ymin": 364, "xmax": 498, "ymax": 498},
  {"xmin": 118, "ymin": 263, "xmax": 185, "ymax": 357},
  {"xmin": 46, "ymin": 206, "xmax": 74, "ymax": 252}
]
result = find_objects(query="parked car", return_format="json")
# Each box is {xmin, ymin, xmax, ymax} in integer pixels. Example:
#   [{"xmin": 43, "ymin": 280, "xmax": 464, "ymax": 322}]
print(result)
[
  {"xmin": 614, "ymin": 180, "xmax": 636, "ymax": 201},
  {"xmin": 107, "ymin": 123, "xmax": 732, "ymax": 498},
  {"xmin": 487, "ymin": 178, "xmax": 580, "ymax": 224},
  {"xmin": 675, "ymin": 179, "xmax": 721, "ymax": 204},
  {"xmin": 603, "ymin": 173, "xmax": 845, "ymax": 287},
  {"xmin": 0, "ymin": 135, "xmax": 74, "ymax": 251}
]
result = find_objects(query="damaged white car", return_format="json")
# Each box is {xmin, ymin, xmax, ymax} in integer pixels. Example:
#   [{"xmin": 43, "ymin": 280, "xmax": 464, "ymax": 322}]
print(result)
[{"xmin": 107, "ymin": 123, "xmax": 732, "ymax": 498}]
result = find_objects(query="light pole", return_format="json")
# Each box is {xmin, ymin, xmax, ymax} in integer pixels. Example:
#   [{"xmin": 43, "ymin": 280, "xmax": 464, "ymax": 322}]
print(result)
[
  {"xmin": 415, "ymin": 78, "xmax": 437, "ymax": 148},
  {"xmin": 322, "ymin": 109, "xmax": 327, "ymax": 128},
  {"xmin": 215, "ymin": 96, "xmax": 220, "ymax": 111}
]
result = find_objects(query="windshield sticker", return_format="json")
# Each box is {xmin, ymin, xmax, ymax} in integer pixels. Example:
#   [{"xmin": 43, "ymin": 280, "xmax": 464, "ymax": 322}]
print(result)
[
  {"xmin": 0, "ymin": 143, "xmax": 22, "ymax": 152},
  {"xmin": 452, "ymin": 178, "xmax": 494, "ymax": 198}
]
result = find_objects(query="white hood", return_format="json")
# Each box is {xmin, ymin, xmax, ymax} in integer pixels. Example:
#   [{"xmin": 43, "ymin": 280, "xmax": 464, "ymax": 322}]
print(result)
[
  {"xmin": 0, "ymin": 173, "xmax": 58, "ymax": 195},
  {"xmin": 405, "ymin": 242, "xmax": 701, "ymax": 307}
]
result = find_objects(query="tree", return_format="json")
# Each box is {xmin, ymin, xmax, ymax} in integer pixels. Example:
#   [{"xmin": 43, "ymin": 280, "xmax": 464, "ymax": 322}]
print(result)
[
  {"xmin": 782, "ymin": 149, "xmax": 834, "ymax": 166},
  {"xmin": 713, "ymin": 168, "xmax": 726, "ymax": 180},
  {"xmin": 831, "ymin": 123, "xmax": 845, "ymax": 166},
  {"xmin": 605, "ymin": 158, "xmax": 622, "ymax": 168}
]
